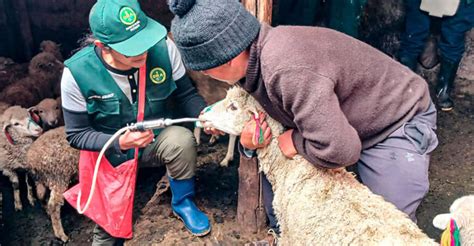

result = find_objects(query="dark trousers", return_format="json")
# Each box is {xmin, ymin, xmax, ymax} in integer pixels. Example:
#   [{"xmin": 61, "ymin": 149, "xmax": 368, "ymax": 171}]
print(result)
[{"xmin": 399, "ymin": 0, "xmax": 474, "ymax": 63}]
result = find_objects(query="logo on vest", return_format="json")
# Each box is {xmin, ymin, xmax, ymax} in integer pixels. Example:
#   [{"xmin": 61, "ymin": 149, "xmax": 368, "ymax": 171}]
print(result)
[
  {"xmin": 88, "ymin": 93, "xmax": 115, "ymax": 100},
  {"xmin": 119, "ymin": 7, "xmax": 137, "ymax": 26},
  {"xmin": 150, "ymin": 67, "xmax": 166, "ymax": 84}
]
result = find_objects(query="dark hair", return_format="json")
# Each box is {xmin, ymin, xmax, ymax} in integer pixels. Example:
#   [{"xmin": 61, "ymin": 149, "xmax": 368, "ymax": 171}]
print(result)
[{"xmin": 71, "ymin": 31, "xmax": 110, "ymax": 54}]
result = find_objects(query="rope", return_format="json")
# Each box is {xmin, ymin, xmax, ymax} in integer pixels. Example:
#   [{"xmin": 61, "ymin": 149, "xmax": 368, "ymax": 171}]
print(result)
[{"xmin": 441, "ymin": 219, "xmax": 461, "ymax": 246}]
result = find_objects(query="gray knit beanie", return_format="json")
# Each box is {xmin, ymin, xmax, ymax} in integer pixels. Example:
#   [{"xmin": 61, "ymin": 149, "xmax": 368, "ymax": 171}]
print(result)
[{"xmin": 169, "ymin": 0, "xmax": 261, "ymax": 71}]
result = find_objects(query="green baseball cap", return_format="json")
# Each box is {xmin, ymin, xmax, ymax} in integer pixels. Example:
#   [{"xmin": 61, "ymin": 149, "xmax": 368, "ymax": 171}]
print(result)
[{"xmin": 89, "ymin": 0, "xmax": 167, "ymax": 57}]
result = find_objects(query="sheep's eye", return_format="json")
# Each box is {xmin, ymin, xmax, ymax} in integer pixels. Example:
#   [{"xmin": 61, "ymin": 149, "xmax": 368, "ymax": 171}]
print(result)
[
  {"xmin": 13, "ymin": 122, "xmax": 20, "ymax": 126},
  {"xmin": 39, "ymin": 110, "xmax": 43, "ymax": 113},
  {"xmin": 228, "ymin": 103, "xmax": 238, "ymax": 111},
  {"xmin": 55, "ymin": 107, "xmax": 59, "ymax": 110}
]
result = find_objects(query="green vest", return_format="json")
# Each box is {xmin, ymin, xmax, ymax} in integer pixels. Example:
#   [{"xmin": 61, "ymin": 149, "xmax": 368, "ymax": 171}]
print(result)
[
  {"xmin": 65, "ymin": 39, "xmax": 175, "ymax": 163},
  {"xmin": 65, "ymin": 39, "xmax": 176, "ymax": 135}
]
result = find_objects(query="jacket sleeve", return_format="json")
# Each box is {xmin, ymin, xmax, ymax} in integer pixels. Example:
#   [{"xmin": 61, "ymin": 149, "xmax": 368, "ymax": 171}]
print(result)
[
  {"xmin": 171, "ymin": 74, "xmax": 207, "ymax": 117},
  {"xmin": 267, "ymin": 67, "xmax": 361, "ymax": 168},
  {"xmin": 63, "ymin": 108, "xmax": 124, "ymax": 155}
]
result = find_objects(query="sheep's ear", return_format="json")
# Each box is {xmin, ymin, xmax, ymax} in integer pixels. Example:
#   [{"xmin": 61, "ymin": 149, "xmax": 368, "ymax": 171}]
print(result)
[
  {"xmin": 450, "ymin": 196, "xmax": 468, "ymax": 213},
  {"xmin": 2, "ymin": 124, "xmax": 15, "ymax": 145},
  {"xmin": 433, "ymin": 213, "xmax": 451, "ymax": 230},
  {"xmin": 27, "ymin": 107, "xmax": 41, "ymax": 124},
  {"xmin": 246, "ymin": 106, "xmax": 259, "ymax": 119}
]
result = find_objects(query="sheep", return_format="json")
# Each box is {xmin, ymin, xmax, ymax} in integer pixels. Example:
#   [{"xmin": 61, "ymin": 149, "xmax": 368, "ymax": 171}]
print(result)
[
  {"xmin": 0, "ymin": 52, "xmax": 63, "ymax": 107},
  {"xmin": 433, "ymin": 195, "xmax": 474, "ymax": 245},
  {"xmin": 26, "ymin": 126, "xmax": 79, "ymax": 242},
  {"xmin": 0, "ymin": 106, "xmax": 43, "ymax": 211},
  {"xmin": 188, "ymin": 70, "xmax": 235, "ymax": 166},
  {"xmin": 0, "ymin": 57, "xmax": 14, "ymax": 71},
  {"xmin": 0, "ymin": 58, "xmax": 28, "ymax": 93},
  {"xmin": 0, "ymin": 76, "xmax": 47, "ymax": 108},
  {"xmin": 30, "ymin": 98, "xmax": 63, "ymax": 131},
  {"xmin": 28, "ymin": 52, "xmax": 64, "ymax": 98},
  {"xmin": 40, "ymin": 40, "xmax": 63, "ymax": 62},
  {"xmin": 23, "ymin": 98, "xmax": 64, "ymax": 203},
  {"xmin": 199, "ymin": 87, "xmax": 436, "ymax": 245}
]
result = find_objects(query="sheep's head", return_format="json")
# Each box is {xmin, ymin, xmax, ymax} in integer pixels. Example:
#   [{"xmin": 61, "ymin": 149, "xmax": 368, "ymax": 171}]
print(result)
[
  {"xmin": 0, "ymin": 57, "xmax": 14, "ymax": 70},
  {"xmin": 433, "ymin": 195, "xmax": 474, "ymax": 238},
  {"xmin": 31, "ymin": 98, "xmax": 61, "ymax": 130},
  {"xmin": 28, "ymin": 52, "xmax": 63, "ymax": 77},
  {"xmin": 40, "ymin": 40, "xmax": 61, "ymax": 53},
  {"xmin": 199, "ymin": 87, "xmax": 260, "ymax": 136},
  {"xmin": 2, "ymin": 106, "xmax": 43, "ymax": 144}
]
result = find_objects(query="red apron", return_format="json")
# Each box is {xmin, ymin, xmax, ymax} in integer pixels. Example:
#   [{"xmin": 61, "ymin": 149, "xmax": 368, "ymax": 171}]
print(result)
[{"xmin": 64, "ymin": 65, "xmax": 147, "ymax": 238}]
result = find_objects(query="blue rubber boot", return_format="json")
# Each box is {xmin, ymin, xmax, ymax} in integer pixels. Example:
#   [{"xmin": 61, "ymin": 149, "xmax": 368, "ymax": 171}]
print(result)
[{"xmin": 169, "ymin": 177, "xmax": 211, "ymax": 236}]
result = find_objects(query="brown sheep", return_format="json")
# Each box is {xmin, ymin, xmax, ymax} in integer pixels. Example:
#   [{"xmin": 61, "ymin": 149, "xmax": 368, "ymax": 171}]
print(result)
[
  {"xmin": 39, "ymin": 40, "xmax": 63, "ymax": 62},
  {"xmin": 26, "ymin": 126, "xmax": 79, "ymax": 242},
  {"xmin": 0, "ymin": 76, "xmax": 49, "ymax": 108},
  {"xmin": 28, "ymin": 52, "xmax": 64, "ymax": 97},
  {"xmin": 0, "ymin": 58, "xmax": 28, "ymax": 93},
  {"xmin": 0, "ymin": 57, "xmax": 14, "ymax": 69},
  {"xmin": 31, "ymin": 98, "xmax": 62, "ymax": 131},
  {"xmin": 1, "ymin": 52, "xmax": 63, "ymax": 107}
]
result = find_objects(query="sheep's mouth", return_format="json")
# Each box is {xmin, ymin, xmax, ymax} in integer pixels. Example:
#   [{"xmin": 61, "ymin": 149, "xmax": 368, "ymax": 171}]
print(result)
[
  {"xmin": 211, "ymin": 124, "xmax": 240, "ymax": 136},
  {"xmin": 200, "ymin": 120, "xmax": 240, "ymax": 136}
]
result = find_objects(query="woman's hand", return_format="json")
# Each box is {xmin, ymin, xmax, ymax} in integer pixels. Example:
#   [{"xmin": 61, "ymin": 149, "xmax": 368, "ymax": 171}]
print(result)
[{"xmin": 119, "ymin": 130, "xmax": 155, "ymax": 150}]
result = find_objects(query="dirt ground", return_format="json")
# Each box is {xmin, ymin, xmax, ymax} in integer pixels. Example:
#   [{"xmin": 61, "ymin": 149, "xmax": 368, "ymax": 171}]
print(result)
[{"xmin": 1, "ymin": 42, "xmax": 473, "ymax": 246}]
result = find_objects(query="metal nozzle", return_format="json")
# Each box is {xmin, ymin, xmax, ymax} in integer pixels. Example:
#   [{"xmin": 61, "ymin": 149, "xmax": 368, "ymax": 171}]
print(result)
[{"xmin": 129, "ymin": 118, "xmax": 201, "ymax": 131}]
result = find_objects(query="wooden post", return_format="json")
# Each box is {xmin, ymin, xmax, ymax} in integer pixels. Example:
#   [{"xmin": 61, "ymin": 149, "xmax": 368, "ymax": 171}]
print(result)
[
  {"xmin": 242, "ymin": 0, "xmax": 273, "ymax": 24},
  {"xmin": 242, "ymin": 0, "xmax": 257, "ymax": 17},
  {"xmin": 257, "ymin": 0, "xmax": 273, "ymax": 24}
]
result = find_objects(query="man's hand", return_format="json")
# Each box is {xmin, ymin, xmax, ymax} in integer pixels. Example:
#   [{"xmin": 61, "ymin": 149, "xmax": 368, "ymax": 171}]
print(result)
[
  {"xmin": 240, "ymin": 112, "xmax": 272, "ymax": 150},
  {"xmin": 278, "ymin": 129, "xmax": 297, "ymax": 158},
  {"xmin": 119, "ymin": 129, "xmax": 155, "ymax": 150}
]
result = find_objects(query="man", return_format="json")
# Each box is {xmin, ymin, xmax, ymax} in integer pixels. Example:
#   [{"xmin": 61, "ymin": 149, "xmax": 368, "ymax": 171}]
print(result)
[
  {"xmin": 399, "ymin": 0, "xmax": 474, "ymax": 111},
  {"xmin": 168, "ymin": 0, "xmax": 439, "ymax": 243},
  {"xmin": 61, "ymin": 0, "xmax": 211, "ymax": 244}
]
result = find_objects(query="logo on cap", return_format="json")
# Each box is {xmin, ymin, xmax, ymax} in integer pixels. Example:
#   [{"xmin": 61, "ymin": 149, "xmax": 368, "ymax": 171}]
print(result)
[
  {"xmin": 150, "ymin": 67, "xmax": 167, "ymax": 84},
  {"xmin": 119, "ymin": 7, "xmax": 137, "ymax": 25}
]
